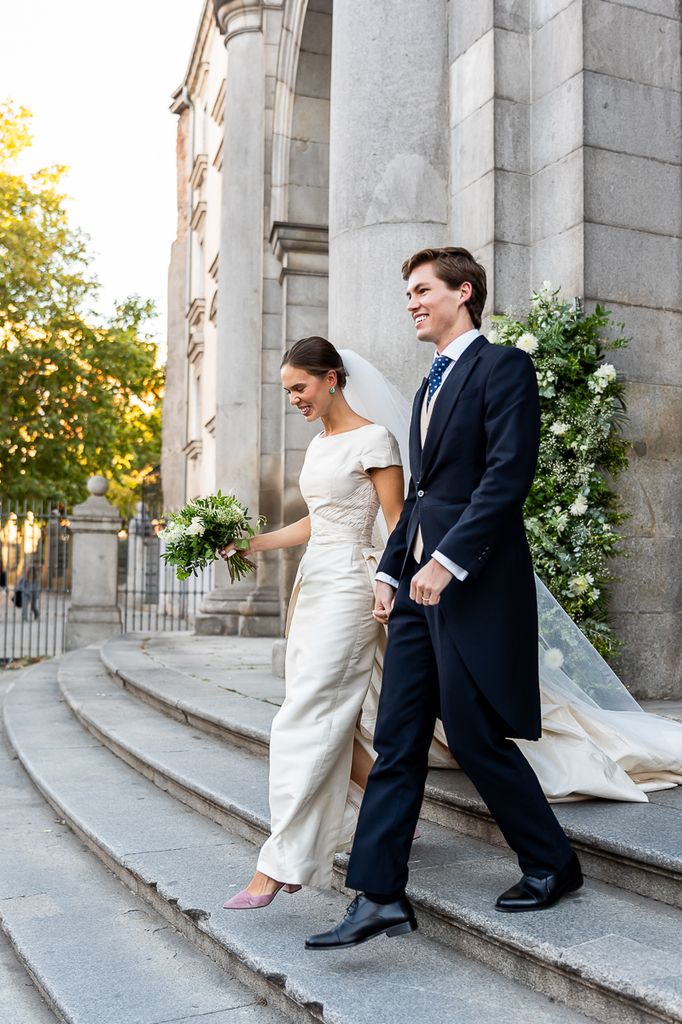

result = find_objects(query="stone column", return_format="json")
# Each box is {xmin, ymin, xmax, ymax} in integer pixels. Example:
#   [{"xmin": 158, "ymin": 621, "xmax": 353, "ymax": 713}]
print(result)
[
  {"xmin": 65, "ymin": 476, "xmax": 122, "ymax": 650},
  {"xmin": 196, "ymin": 0, "xmax": 280, "ymax": 636},
  {"xmin": 328, "ymin": 0, "xmax": 449, "ymax": 396}
]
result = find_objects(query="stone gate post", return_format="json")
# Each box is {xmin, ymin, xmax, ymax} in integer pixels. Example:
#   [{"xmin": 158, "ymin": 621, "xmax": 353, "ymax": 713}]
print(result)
[{"xmin": 65, "ymin": 476, "xmax": 122, "ymax": 650}]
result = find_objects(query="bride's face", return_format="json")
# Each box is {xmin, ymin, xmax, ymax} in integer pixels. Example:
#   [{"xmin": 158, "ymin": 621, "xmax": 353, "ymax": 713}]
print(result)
[{"xmin": 281, "ymin": 364, "xmax": 334, "ymax": 422}]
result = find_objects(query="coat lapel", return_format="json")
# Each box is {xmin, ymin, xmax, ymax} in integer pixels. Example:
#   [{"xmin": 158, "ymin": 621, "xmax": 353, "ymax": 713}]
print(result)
[
  {"xmin": 419, "ymin": 335, "xmax": 487, "ymax": 479},
  {"xmin": 410, "ymin": 377, "xmax": 428, "ymax": 478}
]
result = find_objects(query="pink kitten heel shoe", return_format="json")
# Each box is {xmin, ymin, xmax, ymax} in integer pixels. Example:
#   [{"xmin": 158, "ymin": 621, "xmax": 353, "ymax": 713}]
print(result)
[
  {"xmin": 223, "ymin": 882, "xmax": 301, "ymax": 909},
  {"xmin": 283, "ymin": 884, "xmax": 302, "ymax": 894}
]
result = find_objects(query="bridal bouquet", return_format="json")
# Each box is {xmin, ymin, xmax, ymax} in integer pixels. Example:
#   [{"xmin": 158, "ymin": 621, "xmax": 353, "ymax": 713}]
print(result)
[{"xmin": 160, "ymin": 491, "xmax": 265, "ymax": 583}]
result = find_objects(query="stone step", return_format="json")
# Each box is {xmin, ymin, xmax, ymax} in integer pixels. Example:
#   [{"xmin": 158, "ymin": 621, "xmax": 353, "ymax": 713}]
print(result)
[
  {"xmin": 0, "ymin": 894, "xmax": 56, "ymax": 1024},
  {"xmin": 2, "ymin": 660, "xmax": 601, "ymax": 1024},
  {"xmin": 56, "ymin": 646, "xmax": 682, "ymax": 1024},
  {"xmin": 101, "ymin": 633, "xmax": 682, "ymax": 909},
  {"xmin": 0, "ymin": 670, "xmax": 286, "ymax": 1024}
]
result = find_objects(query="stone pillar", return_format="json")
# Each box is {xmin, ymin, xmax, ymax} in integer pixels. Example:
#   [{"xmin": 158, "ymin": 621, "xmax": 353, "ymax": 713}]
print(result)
[
  {"xmin": 65, "ymin": 476, "xmax": 122, "ymax": 651},
  {"xmin": 328, "ymin": 0, "xmax": 449, "ymax": 396},
  {"xmin": 196, "ymin": 0, "xmax": 280, "ymax": 636}
]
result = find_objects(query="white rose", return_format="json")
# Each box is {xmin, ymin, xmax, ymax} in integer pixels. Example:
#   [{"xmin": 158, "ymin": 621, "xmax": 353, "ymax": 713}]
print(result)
[
  {"xmin": 544, "ymin": 648, "xmax": 564, "ymax": 670},
  {"xmin": 570, "ymin": 494, "xmax": 589, "ymax": 516},
  {"xmin": 550, "ymin": 421, "xmax": 569, "ymax": 436},
  {"xmin": 567, "ymin": 572, "xmax": 595, "ymax": 596},
  {"xmin": 515, "ymin": 332, "xmax": 539, "ymax": 354},
  {"xmin": 595, "ymin": 362, "xmax": 616, "ymax": 382},
  {"xmin": 186, "ymin": 516, "xmax": 206, "ymax": 537}
]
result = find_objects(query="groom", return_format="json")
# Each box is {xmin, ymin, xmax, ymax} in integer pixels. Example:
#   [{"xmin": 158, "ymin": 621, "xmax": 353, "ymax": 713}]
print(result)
[{"xmin": 306, "ymin": 247, "xmax": 582, "ymax": 950}]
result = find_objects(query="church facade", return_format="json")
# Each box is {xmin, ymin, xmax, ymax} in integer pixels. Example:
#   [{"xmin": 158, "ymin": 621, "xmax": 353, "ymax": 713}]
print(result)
[{"xmin": 161, "ymin": 0, "xmax": 682, "ymax": 699}]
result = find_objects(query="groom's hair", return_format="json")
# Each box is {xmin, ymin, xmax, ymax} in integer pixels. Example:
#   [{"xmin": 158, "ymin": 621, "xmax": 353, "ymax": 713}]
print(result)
[{"xmin": 402, "ymin": 246, "xmax": 487, "ymax": 328}]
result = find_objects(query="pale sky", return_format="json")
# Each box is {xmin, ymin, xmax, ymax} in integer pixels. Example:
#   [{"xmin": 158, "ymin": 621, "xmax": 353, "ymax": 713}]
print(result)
[{"xmin": 0, "ymin": 0, "xmax": 206, "ymax": 348}]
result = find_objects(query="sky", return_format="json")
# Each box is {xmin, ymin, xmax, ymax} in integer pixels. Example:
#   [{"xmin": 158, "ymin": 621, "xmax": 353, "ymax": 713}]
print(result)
[{"xmin": 0, "ymin": 0, "xmax": 206, "ymax": 349}]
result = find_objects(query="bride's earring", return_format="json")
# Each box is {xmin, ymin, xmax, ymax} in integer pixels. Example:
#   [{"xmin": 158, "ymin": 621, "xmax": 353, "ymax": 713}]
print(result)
[{"xmin": 329, "ymin": 386, "xmax": 336, "ymax": 394}]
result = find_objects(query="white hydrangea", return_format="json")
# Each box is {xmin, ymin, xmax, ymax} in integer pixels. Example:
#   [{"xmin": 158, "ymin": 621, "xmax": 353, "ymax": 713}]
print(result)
[
  {"xmin": 570, "ymin": 494, "xmax": 589, "ymax": 516},
  {"xmin": 550, "ymin": 421, "xmax": 569, "ymax": 436},
  {"xmin": 515, "ymin": 332, "xmax": 539, "ymax": 355},
  {"xmin": 160, "ymin": 522, "xmax": 185, "ymax": 544},
  {"xmin": 544, "ymin": 647, "xmax": 564, "ymax": 670},
  {"xmin": 186, "ymin": 516, "xmax": 206, "ymax": 537}
]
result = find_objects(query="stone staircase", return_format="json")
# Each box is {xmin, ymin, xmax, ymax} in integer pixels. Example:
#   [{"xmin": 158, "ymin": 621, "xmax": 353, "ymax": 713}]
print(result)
[{"xmin": 1, "ymin": 633, "xmax": 681, "ymax": 1024}]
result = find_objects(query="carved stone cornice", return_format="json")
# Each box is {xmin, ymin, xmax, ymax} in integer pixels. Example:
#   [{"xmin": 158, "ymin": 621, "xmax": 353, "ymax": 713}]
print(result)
[
  {"xmin": 213, "ymin": 0, "xmax": 263, "ymax": 41},
  {"xmin": 270, "ymin": 221, "xmax": 329, "ymax": 279},
  {"xmin": 270, "ymin": 221, "xmax": 328, "ymax": 260}
]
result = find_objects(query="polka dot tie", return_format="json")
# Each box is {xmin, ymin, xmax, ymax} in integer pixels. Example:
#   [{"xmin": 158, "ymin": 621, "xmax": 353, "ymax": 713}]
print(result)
[{"xmin": 427, "ymin": 354, "xmax": 453, "ymax": 405}]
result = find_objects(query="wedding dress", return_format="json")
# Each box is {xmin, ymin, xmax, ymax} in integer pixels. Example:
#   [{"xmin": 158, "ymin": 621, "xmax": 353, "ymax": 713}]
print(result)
[
  {"xmin": 341, "ymin": 349, "xmax": 682, "ymax": 804},
  {"xmin": 256, "ymin": 422, "xmax": 401, "ymax": 888}
]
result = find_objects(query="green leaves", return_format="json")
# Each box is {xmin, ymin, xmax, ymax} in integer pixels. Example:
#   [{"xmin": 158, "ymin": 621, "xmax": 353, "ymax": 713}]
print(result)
[
  {"xmin": 0, "ymin": 102, "xmax": 162, "ymax": 508},
  {"xmin": 493, "ymin": 285, "xmax": 630, "ymax": 660}
]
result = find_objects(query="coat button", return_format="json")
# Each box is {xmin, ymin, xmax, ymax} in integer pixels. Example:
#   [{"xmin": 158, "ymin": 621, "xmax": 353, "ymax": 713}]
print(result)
[{"xmin": 417, "ymin": 490, "xmax": 425, "ymax": 498}]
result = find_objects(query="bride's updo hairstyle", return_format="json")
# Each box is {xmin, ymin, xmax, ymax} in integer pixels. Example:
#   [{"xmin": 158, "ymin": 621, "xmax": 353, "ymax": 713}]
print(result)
[{"xmin": 281, "ymin": 336, "xmax": 347, "ymax": 389}]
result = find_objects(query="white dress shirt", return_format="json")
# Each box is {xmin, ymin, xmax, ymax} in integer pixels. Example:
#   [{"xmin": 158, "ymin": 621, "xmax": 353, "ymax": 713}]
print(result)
[{"xmin": 376, "ymin": 329, "xmax": 480, "ymax": 589}]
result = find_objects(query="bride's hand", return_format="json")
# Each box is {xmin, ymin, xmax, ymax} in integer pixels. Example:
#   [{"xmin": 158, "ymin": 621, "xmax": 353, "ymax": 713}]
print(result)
[
  {"xmin": 218, "ymin": 538, "xmax": 256, "ymax": 561},
  {"xmin": 372, "ymin": 581, "xmax": 396, "ymax": 624}
]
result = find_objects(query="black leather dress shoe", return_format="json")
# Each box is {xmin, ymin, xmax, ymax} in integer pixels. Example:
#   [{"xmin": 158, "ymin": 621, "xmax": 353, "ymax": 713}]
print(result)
[
  {"xmin": 305, "ymin": 894, "xmax": 418, "ymax": 949},
  {"xmin": 495, "ymin": 852, "xmax": 583, "ymax": 913}
]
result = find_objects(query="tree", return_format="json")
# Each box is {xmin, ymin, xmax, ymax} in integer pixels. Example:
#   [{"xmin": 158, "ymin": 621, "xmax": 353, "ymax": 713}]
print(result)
[{"xmin": 0, "ymin": 101, "xmax": 163, "ymax": 509}]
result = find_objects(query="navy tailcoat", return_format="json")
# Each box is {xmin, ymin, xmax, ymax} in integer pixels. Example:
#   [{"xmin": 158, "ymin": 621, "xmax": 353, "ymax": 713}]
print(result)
[{"xmin": 377, "ymin": 334, "xmax": 542, "ymax": 740}]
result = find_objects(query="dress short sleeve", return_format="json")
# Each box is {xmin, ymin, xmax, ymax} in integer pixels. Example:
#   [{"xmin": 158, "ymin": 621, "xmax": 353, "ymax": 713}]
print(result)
[{"xmin": 359, "ymin": 425, "xmax": 402, "ymax": 472}]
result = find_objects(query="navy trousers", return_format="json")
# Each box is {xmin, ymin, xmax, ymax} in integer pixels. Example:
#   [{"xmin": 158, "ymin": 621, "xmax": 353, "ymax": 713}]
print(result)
[{"xmin": 346, "ymin": 558, "xmax": 573, "ymax": 895}]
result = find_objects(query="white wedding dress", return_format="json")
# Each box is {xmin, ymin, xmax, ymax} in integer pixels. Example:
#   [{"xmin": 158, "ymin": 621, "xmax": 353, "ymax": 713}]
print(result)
[{"xmin": 256, "ymin": 422, "xmax": 401, "ymax": 889}]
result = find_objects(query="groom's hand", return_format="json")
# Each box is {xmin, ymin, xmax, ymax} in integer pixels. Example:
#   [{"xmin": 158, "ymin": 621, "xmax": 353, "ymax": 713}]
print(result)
[
  {"xmin": 410, "ymin": 559, "xmax": 453, "ymax": 606},
  {"xmin": 372, "ymin": 581, "xmax": 396, "ymax": 624}
]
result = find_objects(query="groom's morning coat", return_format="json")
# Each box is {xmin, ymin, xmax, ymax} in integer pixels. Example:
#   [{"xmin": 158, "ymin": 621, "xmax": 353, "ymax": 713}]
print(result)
[{"xmin": 378, "ymin": 335, "xmax": 542, "ymax": 740}]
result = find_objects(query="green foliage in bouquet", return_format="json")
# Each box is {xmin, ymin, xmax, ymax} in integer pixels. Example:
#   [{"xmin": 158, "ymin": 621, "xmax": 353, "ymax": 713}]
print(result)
[
  {"xmin": 491, "ymin": 283, "xmax": 630, "ymax": 660},
  {"xmin": 160, "ymin": 491, "xmax": 265, "ymax": 583}
]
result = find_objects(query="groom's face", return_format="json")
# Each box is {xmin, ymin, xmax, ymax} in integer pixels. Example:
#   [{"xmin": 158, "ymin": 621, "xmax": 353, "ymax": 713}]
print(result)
[{"xmin": 406, "ymin": 263, "xmax": 462, "ymax": 346}]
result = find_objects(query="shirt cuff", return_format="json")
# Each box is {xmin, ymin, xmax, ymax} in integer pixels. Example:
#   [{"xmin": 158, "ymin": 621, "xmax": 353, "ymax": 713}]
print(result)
[
  {"xmin": 432, "ymin": 550, "xmax": 468, "ymax": 582},
  {"xmin": 375, "ymin": 571, "xmax": 400, "ymax": 589}
]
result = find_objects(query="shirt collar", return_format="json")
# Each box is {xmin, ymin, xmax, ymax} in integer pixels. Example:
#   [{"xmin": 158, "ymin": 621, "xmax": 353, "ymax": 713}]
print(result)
[{"xmin": 433, "ymin": 329, "xmax": 480, "ymax": 364}]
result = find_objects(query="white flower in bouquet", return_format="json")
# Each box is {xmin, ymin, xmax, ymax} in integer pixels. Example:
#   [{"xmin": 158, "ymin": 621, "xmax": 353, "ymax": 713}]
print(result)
[
  {"xmin": 570, "ymin": 494, "xmax": 589, "ymax": 516},
  {"xmin": 515, "ymin": 332, "xmax": 539, "ymax": 354},
  {"xmin": 161, "ymin": 491, "xmax": 266, "ymax": 582},
  {"xmin": 550, "ymin": 421, "xmax": 569, "ymax": 437},
  {"xmin": 544, "ymin": 647, "xmax": 564, "ymax": 670}
]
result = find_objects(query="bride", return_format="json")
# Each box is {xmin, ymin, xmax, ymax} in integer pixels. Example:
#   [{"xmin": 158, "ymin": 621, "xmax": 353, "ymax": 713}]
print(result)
[{"xmin": 221, "ymin": 336, "xmax": 682, "ymax": 909}]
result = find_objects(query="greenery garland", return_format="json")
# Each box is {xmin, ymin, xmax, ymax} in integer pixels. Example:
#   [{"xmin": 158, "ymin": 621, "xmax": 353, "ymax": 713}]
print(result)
[{"xmin": 490, "ymin": 283, "xmax": 630, "ymax": 659}]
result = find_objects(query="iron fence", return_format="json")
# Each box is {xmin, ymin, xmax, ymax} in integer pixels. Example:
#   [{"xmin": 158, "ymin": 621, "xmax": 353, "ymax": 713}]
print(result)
[
  {"xmin": 0, "ymin": 490, "xmax": 213, "ymax": 665},
  {"xmin": 0, "ymin": 499, "xmax": 71, "ymax": 664}
]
